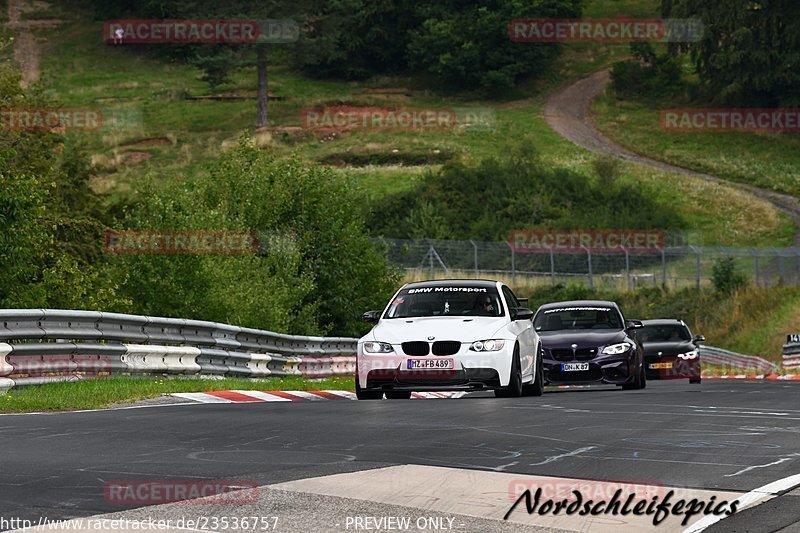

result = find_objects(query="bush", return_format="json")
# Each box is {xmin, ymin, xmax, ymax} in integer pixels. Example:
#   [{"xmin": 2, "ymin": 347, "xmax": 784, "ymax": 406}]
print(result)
[
  {"xmin": 118, "ymin": 143, "xmax": 399, "ymax": 336},
  {"xmin": 711, "ymin": 256, "xmax": 749, "ymax": 295},
  {"xmin": 371, "ymin": 141, "xmax": 687, "ymax": 241},
  {"xmin": 610, "ymin": 43, "xmax": 686, "ymax": 98}
]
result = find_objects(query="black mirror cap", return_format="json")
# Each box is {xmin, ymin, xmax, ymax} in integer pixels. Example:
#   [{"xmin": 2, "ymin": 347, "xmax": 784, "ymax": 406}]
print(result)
[
  {"xmin": 513, "ymin": 307, "xmax": 534, "ymax": 321},
  {"xmin": 625, "ymin": 319, "xmax": 644, "ymax": 330},
  {"xmin": 362, "ymin": 310, "xmax": 381, "ymax": 324},
  {"xmin": 693, "ymin": 334, "xmax": 706, "ymax": 343}
]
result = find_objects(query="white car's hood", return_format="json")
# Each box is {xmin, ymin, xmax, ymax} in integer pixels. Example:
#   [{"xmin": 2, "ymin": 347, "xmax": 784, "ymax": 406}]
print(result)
[{"xmin": 366, "ymin": 316, "xmax": 509, "ymax": 344}]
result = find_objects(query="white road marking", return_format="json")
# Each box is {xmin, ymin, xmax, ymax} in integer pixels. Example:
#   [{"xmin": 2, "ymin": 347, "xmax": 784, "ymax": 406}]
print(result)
[
  {"xmin": 684, "ymin": 471, "xmax": 800, "ymax": 532},
  {"xmin": 723, "ymin": 453, "xmax": 800, "ymax": 477},
  {"xmin": 529, "ymin": 446, "xmax": 597, "ymax": 466}
]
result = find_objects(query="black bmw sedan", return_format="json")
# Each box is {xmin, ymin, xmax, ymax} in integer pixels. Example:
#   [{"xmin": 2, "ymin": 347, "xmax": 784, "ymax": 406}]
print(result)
[
  {"xmin": 533, "ymin": 300, "xmax": 646, "ymax": 390},
  {"xmin": 632, "ymin": 319, "xmax": 704, "ymax": 384}
]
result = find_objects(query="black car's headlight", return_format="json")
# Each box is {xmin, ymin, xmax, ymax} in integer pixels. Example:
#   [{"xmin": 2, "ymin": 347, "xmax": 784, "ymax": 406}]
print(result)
[
  {"xmin": 601, "ymin": 342, "xmax": 633, "ymax": 355},
  {"xmin": 363, "ymin": 342, "xmax": 394, "ymax": 354}
]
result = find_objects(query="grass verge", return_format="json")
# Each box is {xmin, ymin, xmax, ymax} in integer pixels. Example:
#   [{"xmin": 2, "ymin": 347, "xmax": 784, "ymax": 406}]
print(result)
[
  {"xmin": 592, "ymin": 93, "xmax": 800, "ymax": 200},
  {"xmin": 0, "ymin": 375, "xmax": 352, "ymax": 413}
]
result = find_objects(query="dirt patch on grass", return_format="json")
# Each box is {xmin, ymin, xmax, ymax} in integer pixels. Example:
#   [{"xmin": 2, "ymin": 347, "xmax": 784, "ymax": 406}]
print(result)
[
  {"xmin": 319, "ymin": 149, "xmax": 453, "ymax": 167},
  {"xmin": 121, "ymin": 136, "xmax": 173, "ymax": 148}
]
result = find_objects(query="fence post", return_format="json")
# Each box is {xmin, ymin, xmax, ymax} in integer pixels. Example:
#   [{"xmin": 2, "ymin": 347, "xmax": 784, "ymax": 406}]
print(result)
[
  {"xmin": 660, "ymin": 247, "xmax": 666, "ymax": 289},
  {"xmin": 511, "ymin": 245, "xmax": 516, "ymax": 286},
  {"xmin": 777, "ymin": 248, "xmax": 785, "ymax": 283},
  {"xmin": 549, "ymin": 249, "xmax": 555, "ymax": 285},
  {"xmin": 470, "ymin": 240, "xmax": 478, "ymax": 278},
  {"xmin": 582, "ymin": 246, "xmax": 593, "ymax": 290},
  {"xmin": 752, "ymin": 248, "xmax": 760, "ymax": 287},
  {"xmin": 622, "ymin": 247, "xmax": 630, "ymax": 291},
  {"xmin": 689, "ymin": 246, "xmax": 700, "ymax": 289}
]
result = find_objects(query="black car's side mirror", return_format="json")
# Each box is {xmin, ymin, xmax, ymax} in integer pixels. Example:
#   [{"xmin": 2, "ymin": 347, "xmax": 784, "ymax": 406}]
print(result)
[
  {"xmin": 362, "ymin": 310, "xmax": 381, "ymax": 324},
  {"xmin": 693, "ymin": 334, "xmax": 706, "ymax": 343},
  {"xmin": 517, "ymin": 298, "xmax": 529, "ymax": 304},
  {"xmin": 512, "ymin": 308, "xmax": 534, "ymax": 321},
  {"xmin": 625, "ymin": 320, "xmax": 644, "ymax": 331}
]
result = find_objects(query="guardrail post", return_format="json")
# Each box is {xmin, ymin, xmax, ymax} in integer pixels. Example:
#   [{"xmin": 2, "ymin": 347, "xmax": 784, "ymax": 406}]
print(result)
[
  {"xmin": 549, "ymin": 249, "xmax": 555, "ymax": 285},
  {"xmin": 659, "ymin": 247, "xmax": 666, "ymax": 288}
]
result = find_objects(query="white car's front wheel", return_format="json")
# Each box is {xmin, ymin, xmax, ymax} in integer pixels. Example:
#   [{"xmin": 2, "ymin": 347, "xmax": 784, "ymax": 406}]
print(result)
[
  {"xmin": 495, "ymin": 345, "xmax": 523, "ymax": 398},
  {"xmin": 523, "ymin": 345, "xmax": 544, "ymax": 397},
  {"xmin": 355, "ymin": 374, "xmax": 383, "ymax": 400}
]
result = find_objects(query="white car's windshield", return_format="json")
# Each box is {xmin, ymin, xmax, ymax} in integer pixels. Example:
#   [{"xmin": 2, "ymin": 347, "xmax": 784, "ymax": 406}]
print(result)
[{"xmin": 384, "ymin": 286, "xmax": 504, "ymax": 318}]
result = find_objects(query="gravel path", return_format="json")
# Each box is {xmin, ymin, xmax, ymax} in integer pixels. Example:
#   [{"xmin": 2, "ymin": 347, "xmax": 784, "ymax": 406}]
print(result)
[{"xmin": 544, "ymin": 69, "xmax": 800, "ymax": 246}]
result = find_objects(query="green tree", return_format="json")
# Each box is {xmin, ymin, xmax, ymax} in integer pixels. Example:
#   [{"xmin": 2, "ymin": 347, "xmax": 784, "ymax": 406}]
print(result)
[
  {"xmin": 662, "ymin": 0, "xmax": 800, "ymax": 106},
  {"xmin": 711, "ymin": 256, "xmax": 748, "ymax": 295},
  {"xmin": 120, "ymin": 143, "xmax": 398, "ymax": 336}
]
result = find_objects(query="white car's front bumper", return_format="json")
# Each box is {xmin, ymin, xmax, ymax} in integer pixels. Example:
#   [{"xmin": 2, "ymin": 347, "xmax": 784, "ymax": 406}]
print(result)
[{"xmin": 357, "ymin": 342, "xmax": 514, "ymax": 390}]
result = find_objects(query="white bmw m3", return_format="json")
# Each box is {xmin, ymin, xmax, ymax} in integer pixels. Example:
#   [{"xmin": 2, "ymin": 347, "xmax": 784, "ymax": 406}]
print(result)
[{"xmin": 356, "ymin": 280, "xmax": 543, "ymax": 399}]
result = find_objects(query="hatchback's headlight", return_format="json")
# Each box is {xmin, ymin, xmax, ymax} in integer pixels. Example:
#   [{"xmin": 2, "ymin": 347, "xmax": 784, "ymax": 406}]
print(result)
[
  {"xmin": 602, "ymin": 342, "xmax": 632, "ymax": 355},
  {"xmin": 470, "ymin": 339, "xmax": 506, "ymax": 352},
  {"xmin": 363, "ymin": 342, "xmax": 394, "ymax": 354},
  {"xmin": 677, "ymin": 350, "xmax": 699, "ymax": 360}
]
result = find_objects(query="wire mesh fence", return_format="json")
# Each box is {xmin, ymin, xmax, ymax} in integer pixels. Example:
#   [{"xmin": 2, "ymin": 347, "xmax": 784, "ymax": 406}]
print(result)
[{"xmin": 374, "ymin": 238, "xmax": 800, "ymax": 290}]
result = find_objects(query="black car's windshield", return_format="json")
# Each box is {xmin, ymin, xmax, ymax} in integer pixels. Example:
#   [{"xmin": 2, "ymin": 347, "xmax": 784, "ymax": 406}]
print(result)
[
  {"xmin": 534, "ymin": 306, "xmax": 623, "ymax": 331},
  {"xmin": 384, "ymin": 286, "xmax": 504, "ymax": 318},
  {"xmin": 636, "ymin": 325, "xmax": 691, "ymax": 343}
]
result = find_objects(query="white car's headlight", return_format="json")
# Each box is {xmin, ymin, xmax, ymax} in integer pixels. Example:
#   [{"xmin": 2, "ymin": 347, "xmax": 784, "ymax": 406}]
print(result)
[
  {"xmin": 470, "ymin": 339, "xmax": 506, "ymax": 352},
  {"xmin": 677, "ymin": 350, "xmax": 699, "ymax": 360},
  {"xmin": 602, "ymin": 342, "xmax": 632, "ymax": 355},
  {"xmin": 363, "ymin": 342, "xmax": 394, "ymax": 354}
]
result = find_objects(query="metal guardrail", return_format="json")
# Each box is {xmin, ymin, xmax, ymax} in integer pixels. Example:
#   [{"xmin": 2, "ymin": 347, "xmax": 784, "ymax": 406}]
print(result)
[
  {"xmin": 0, "ymin": 309, "xmax": 358, "ymax": 392},
  {"xmin": 698, "ymin": 346, "xmax": 780, "ymax": 374}
]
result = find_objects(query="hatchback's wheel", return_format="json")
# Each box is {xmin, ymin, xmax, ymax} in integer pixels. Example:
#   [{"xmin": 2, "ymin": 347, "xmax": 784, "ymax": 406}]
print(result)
[{"xmin": 495, "ymin": 345, "xmax": 523, "ymax": 398}]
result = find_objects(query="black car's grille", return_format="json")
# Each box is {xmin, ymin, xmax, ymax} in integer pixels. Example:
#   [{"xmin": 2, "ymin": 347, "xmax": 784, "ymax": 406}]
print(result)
[
  {"xmin": 550, "ymin": 349, "xmax": 574, "ymax": 361},
  {"xmin": 432, "ymin": 341, "xmax": 461, "ymax": 356},
  {"xmin": 402, "ymin": 341, "xmax": 429, "ymax": 356},
  {"xmin": 575, "ymin": 348, "xmax": 597, "ymax": 361}
]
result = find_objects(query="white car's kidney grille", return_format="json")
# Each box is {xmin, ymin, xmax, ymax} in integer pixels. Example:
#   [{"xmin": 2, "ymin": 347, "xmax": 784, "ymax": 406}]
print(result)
[
  {"xmin": 432, "ymin": 341, "xmax": 460, "ymax": 356},
  {"xmin": 402, "ymin": 341, "xmax": 429, "ymax": 356}
]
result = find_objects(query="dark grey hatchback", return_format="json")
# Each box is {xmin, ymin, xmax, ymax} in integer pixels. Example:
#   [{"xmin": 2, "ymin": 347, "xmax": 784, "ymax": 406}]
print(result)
[{"xmin": 533, "ymin": 300, "xmax": 646, "ymax": 390}]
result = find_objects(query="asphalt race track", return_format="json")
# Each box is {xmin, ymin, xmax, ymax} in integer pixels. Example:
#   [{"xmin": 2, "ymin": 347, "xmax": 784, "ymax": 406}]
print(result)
[{"xmin": 2, "ymin": 380, "xmax": 800, "ymax": 532}]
